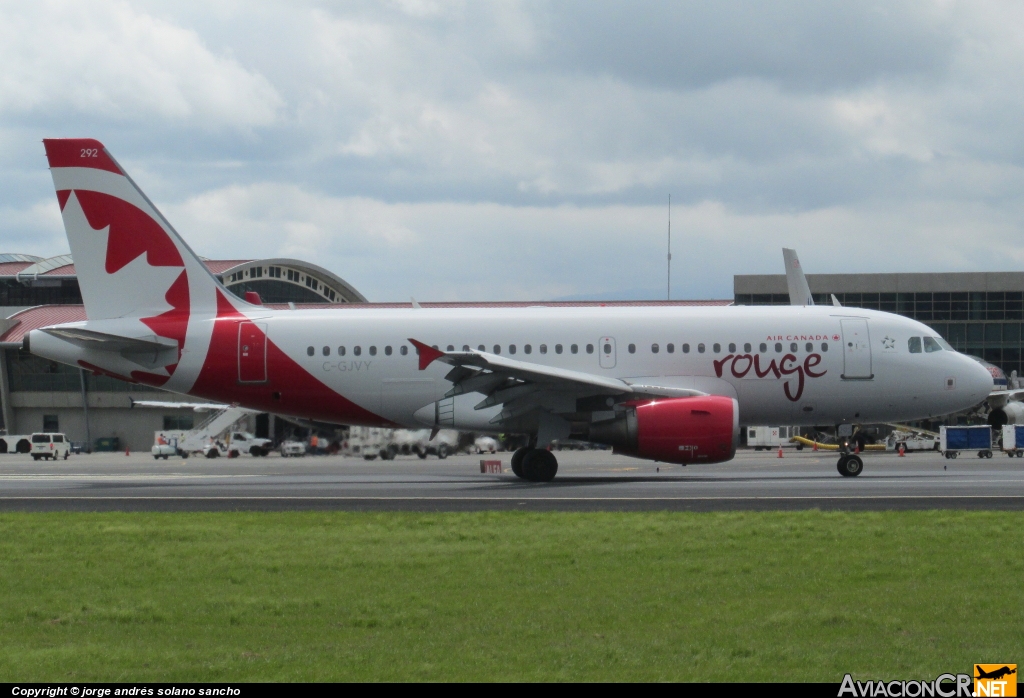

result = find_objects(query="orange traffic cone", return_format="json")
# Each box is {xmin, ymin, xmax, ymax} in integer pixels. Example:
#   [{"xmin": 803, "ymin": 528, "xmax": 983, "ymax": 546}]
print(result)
[
  {"xmin": 813, "ymin": 441, "xmax": 818, "ymax": 451},
  {"xmin": 898, "ymin": 443, "xmax": 905, "ymax": 457},
  {"xmin": 125, "ymin": 446, "xmax": 130, "ymax": 456},
  {"xmin": 854, "ymin": 444, "xmax": 860, "ymax": 454},
  {"xmin": 777, "ymin": 446, "xmax": 784, "ymax": 458}
]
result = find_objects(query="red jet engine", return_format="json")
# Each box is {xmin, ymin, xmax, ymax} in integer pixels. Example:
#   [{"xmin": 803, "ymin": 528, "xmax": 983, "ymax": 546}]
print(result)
[{"xmin": 588, "ymin": 395, "xmax": 739, "ymax": 465}]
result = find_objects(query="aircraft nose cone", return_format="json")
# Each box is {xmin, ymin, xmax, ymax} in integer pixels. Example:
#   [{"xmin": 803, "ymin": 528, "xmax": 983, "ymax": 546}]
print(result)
[{"xmin": 963, "ymin": 356, "xmax": 994, "ymax": 405}]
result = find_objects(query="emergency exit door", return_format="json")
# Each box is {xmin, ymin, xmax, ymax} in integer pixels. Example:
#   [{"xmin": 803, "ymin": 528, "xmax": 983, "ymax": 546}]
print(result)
[
  {"xmin": 840, "ymin": 318, "xmax": 873, "ymax": 380},
  {"xmin": 238, "ymin": 322, "xmax": 268, "ymax": 382},
  {"xmin": 599, "ymin": 337, "xmax": 616, "ymax": 368}
]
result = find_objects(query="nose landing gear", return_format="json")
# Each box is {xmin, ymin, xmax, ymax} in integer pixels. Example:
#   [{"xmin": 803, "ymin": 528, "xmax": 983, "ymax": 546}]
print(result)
[
  {"xmin": 510, "ymin": 447, "xmax": 559, "ymax": 482},
  {"xmin": 837, "ymin": 454, "xmax": 864, "ymax": 477}
]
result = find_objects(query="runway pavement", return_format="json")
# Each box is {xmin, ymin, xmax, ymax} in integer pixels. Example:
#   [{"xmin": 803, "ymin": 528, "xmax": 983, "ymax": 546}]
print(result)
[{"xmin": 2, "ymin": 447, "xmax": 1024, "ymax": 511}]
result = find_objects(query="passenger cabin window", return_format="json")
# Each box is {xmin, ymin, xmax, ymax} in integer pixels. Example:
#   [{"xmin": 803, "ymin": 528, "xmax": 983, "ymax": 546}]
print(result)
[
  {"xmin": 775, "ymin": 343, "xmax": 783, "ymax": 353},
  {"xmin": 493, "ymin": 345, "xmax": 501, "ymax": 354},
  {"xmin": 821, "ymin": 343, "xmax": 828, "ymax": 352},
  {"xmin": 586, "ymin": 344, "xmax": 594, "ymax": 354},
  {"xmin": 628, "ymin": 344, "xmax": 636, "ymax": 354},
  {"xmin": 790, "ymin": 342, "xmax": 797, "ymax": 352},
  {"xmin": 447, "ymin": 345, "xmax": 454, "ymax": 351},
  {"xmin": 571, "ymin": 344, "xmax": 578, "ymax": 354},
  {"xmin": 307, "ymin": 346, "xmax": 314, "ymax": 357},
  {"xmin": 805, "ymin": 342, "xmax": 812, "ymax": 352},
  {"xmin": 385, "ymin": 346, "xmax": 393, "ymax": 356},
  {"xmin": 354, "ymin": 346, "xmax": 362, "ymax": 356},
  {"xmin": 338, "ymin": 346, "xmax": 346, "ymax": 356},
  {"xmin": 509, "ymin": 345, "xmax": 517, "ymax": 355},
  {"xmin": 713, "ymin": 343, "xmax": 721, "ymax": 353},
  {"xmin": 682, "ymin": 343, "xmax": 690, "ymax": 353},
  {"xmin": 462, "ymin": 345, "xmax": 469, "ymax": 352},
  {"xmin": 760, "ymin": 343, "xmax": 767, "ymax": 353},
  {"xmin": 908, "ymin": 337, "xmax": 922, "ymax": 353},
  {"xmin": 728, "ymin": 343, "xmax": 736, "ymax": 353},
  {"xmin": 651, "ymin": 343, "xmax": 659, "ymax": 353},
  {"xmin": 744, "ymin": 343, "xmax": 752, "ymax": 352},
  {"xmin": 667, "ymin": 343, "xmax": 674, "ymax": 353},
  {"xmin": 540, "ymin": 344, "xmax": 548, "ymax": 354},
  {"xmin": 923, "ymin": 337, "xmax": 943, "ymax": 353},
  {"xmin": 369, "ymin": 346, "xmax": 377, "ymax": 356},
  {"xmin": 555, "ymin": 344, "xmax": 563, "ymax": 354},
  {"xmin": 478, "ymin": 345, "xmax": 485, "ymax": 351},
  {"xmin": 697, "ymin": 343, "xmax": 705, "ymax": 353},
  {"xmin": 322, "ymin": 346, "xmax": 330, "ymax": 356},
  {"xmin": 400, "ymin": 346, "xmax": 408, "ymax": 356},
  {"xmin": 525, "ymin": 345, "xmax": 532, "ymax": 354}
]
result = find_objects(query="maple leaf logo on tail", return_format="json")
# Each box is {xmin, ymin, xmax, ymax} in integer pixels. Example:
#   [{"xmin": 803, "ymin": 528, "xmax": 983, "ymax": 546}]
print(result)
[{"xmin": 43, "ymin": 138, "xmax": 225, "ymax": 389}]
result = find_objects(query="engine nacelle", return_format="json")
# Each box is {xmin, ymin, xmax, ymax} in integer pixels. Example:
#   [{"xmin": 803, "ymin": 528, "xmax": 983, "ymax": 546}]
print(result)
[
  {"xmin": 587, "ymin": 395, "xmax": 739, "ymax": 465},
  {"xmin": 988, "ymin": 401, "xmax": 1024, "ymax": 428}
]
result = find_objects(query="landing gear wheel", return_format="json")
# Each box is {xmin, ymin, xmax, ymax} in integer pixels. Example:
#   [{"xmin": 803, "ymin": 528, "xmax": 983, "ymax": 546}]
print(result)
[
  {"xmin": 837, "ymin": 454, "xmax": 863, "ymax": 477},
  {"xmin": 437, "ymin": 444, "xmax": 449, "ymax": 459},
  {"xmin": 522, "ymin": 449, "xmax": 558, "ymax": 482},
  {"xmin": 511, "ymin": 447, "xmax": 528, "ymax": 478}
]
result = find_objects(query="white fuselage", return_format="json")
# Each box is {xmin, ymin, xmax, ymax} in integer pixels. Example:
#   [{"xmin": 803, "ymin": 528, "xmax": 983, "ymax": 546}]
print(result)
[{"xmin": 238, "ymin": 303, "xmax": 991, "ymax": 428}]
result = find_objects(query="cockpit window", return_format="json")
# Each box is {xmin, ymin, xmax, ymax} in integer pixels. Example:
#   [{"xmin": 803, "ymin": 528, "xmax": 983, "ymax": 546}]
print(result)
[
  {"xmin": 908, "ymin": 337, "xmax": 922, "ymax": 354},
  {"xmin": 937, "ymin": 337, "xmax": 955, "ymax": 352},
  {"xmin": 923, "ymin": 336, "xmax": 943, "ymax": 353}
]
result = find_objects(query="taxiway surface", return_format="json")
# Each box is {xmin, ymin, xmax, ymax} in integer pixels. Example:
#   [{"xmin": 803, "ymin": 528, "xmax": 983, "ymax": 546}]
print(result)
[{"xmin": 1, "ymin": 448, "xmax": 1023, "ymax": 511}]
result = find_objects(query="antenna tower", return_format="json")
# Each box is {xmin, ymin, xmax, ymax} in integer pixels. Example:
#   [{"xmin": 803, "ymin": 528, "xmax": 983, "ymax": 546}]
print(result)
[{"xmin": 667, "ymin": 194, "xmax": 672, "ymax": 301}]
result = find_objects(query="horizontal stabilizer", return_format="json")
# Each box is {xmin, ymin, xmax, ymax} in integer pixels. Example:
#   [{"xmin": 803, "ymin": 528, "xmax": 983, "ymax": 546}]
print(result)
[{"xmin": 41, "ymin": 326, "xmax": 179, "ymax": 369}]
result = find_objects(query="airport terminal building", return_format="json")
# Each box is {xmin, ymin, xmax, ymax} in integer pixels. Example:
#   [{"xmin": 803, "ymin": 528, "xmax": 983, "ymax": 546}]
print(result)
[{"xmin": 735, "ymin": 271, "xmax": 1024, "ymax": 384}]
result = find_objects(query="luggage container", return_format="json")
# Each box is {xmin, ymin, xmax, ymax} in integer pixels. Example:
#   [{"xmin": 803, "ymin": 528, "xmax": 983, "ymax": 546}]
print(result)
[
  {"xmin": 1000, "ymin": 424, "xmax": 1024, "ymax": 457},
  {"xmin": 939, "ymin": 425, "xmax": 993, "ymax": 459}
]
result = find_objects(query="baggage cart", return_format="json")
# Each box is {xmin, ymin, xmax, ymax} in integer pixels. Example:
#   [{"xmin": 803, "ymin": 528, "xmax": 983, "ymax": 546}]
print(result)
[
  {"xmin": 1000, "ymin": 424, "xmax": 1024, "ymax": 457},
  {"xmin": 939, "ymin": 425, "xmax": 993, "ymax": 459}
]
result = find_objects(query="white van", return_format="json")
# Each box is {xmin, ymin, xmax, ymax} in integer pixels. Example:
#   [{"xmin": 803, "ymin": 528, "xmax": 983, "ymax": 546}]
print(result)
[{"xmin": 31, "ymin": 432, "xmax": 70, "ymax": 460}]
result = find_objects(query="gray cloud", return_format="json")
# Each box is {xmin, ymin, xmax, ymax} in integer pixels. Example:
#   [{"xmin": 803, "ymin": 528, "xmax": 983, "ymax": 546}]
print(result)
[{"xmin": 2, "ymin": 1, "xmax": 1024, "ymax": 301}]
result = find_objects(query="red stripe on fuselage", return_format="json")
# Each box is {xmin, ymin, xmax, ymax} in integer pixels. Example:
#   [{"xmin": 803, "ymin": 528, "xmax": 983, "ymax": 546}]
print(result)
[
  {"xmin": 189, "ymin": 290, "xmax": 392, "ymax": 426},
  {"xmin": 56, "ymin": 190, "xmax": 71, "ymax": 211}
]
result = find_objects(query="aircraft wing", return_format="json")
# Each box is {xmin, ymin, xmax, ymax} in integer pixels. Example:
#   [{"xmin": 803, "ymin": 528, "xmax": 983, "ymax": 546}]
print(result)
[
  {"xmin": 986, "ymin": 389, "xmax": 1024, "ymax": 408},
  {"xmin": 409, "ymin": 338, "xmax": 705, "ymax": 425}
]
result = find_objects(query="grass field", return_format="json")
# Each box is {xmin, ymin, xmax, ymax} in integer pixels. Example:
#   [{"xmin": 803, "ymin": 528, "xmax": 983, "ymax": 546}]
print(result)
[{"xmin": 1, "ymin": 510, "xmax": 1022, "ymax": 682}]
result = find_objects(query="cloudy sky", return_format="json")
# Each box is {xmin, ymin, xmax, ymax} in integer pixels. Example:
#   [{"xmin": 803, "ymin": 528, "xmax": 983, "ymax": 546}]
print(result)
[{"xmin": 2, "ymin": 0, "xmax": 1024, "ymax": 301}]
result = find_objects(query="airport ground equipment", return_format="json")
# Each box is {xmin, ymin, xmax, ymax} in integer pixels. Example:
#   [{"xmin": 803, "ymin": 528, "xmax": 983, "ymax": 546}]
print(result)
[
  {"xmin": 1000, "ymin": 424, "xmax": 1024, "ymax": 457},
  {"xmin": 30, "ymin": 432, "xmax": 70, "ymax": 460},
  {"xmin": 747, "ymin": 426, "xmax": 805, "ymax": 450},
  {"xmin": 137, "ymin": 401, "xmax": 268, "ymax": 457},
  {"xmin": 347, "ymin": 427, "xmax": 462, "ymax": 460},
  {"xmin": 884, "ymin": 424, "xmax": 940, "ymax": 452},
  {"xmin": 280, "ymin": 440, "xmax": 306, "ymax": 457},
  {"xmin": 0, "ymin": 433, "xmax": 32, "ymax": 454},
  {"xmin": 940, "ymin": 425, "xmax": 993, "ymax": 459}
]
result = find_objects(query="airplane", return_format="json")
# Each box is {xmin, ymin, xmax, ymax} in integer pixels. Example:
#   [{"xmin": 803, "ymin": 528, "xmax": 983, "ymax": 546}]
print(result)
[
  {"xmin": 975, "ymin": 666, "xmax": 1016, "ymax": 681},
  {"xmin": 26, "ymin": 138, "xmax": 994, "ymax": 481}
]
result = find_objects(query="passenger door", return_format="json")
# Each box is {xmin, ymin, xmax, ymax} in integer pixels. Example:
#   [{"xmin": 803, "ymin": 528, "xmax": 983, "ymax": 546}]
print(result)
[{"xmin": 840, "ymin": 318, "xmax": 873, "ymax": 379}]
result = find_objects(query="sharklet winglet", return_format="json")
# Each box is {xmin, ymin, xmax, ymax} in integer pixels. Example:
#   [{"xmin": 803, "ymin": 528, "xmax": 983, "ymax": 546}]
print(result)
[{"xmin": 408, "ymin": 338, "xmax": 445, "ymax": 371}]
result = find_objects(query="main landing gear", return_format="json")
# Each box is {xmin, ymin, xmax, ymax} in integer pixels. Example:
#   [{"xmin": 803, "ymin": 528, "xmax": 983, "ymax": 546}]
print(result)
[
  {"xmin": 837, "ymin": 453, "xmax": 864, "ymax": 477},
  {"xmin": 511, "ymin": 447, "xmax": 559, "ymax": 482}
]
